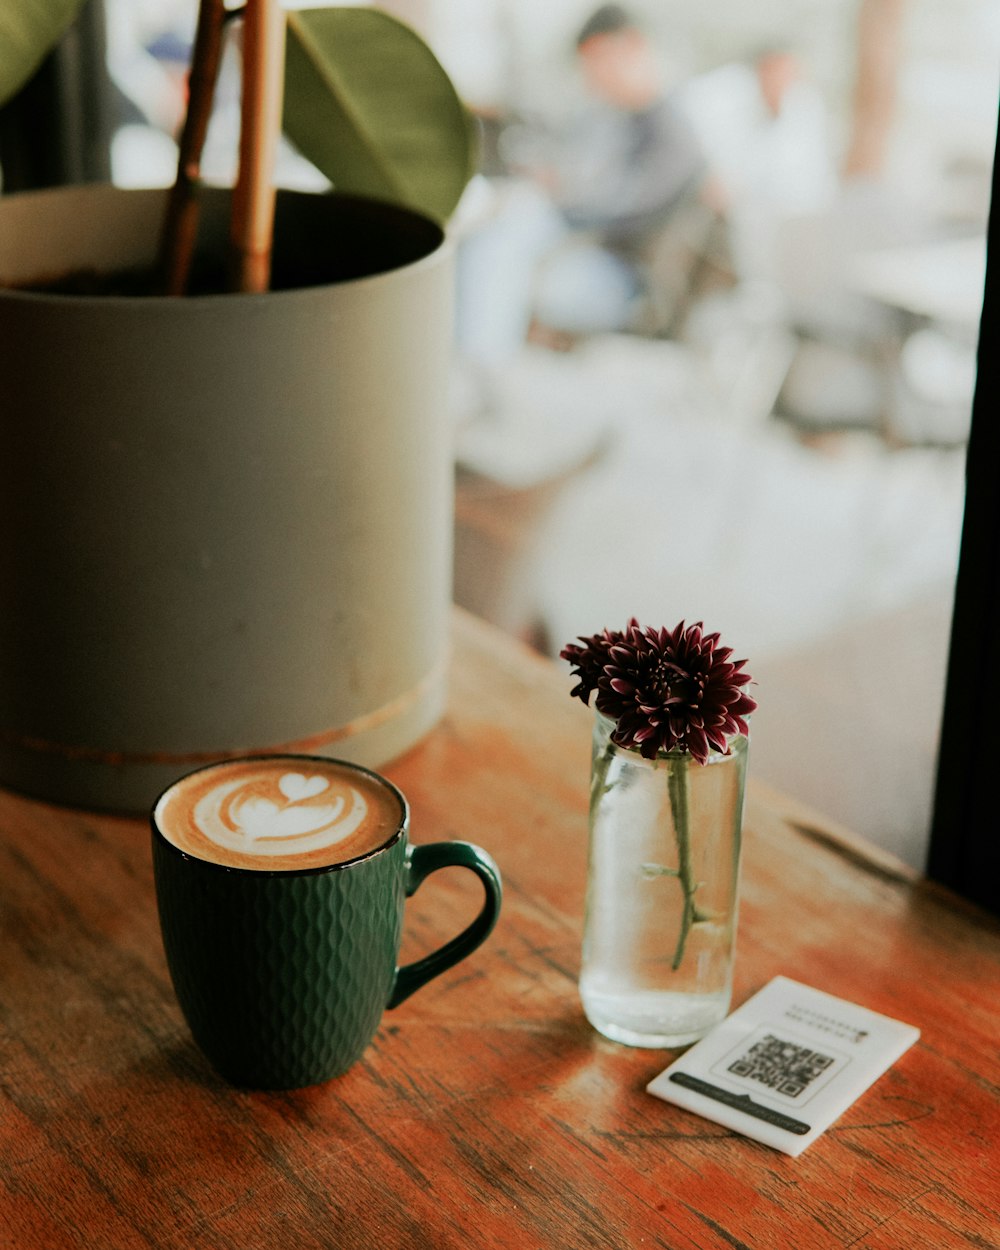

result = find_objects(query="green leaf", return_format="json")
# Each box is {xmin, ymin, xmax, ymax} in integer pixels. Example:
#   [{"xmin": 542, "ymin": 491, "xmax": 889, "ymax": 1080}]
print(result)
[
  {"xmin": 283, "ymin": 7, "xmax": 476, "ymax": 224},
  {"xmin": 0, "ymin": 0, "xmax": 86, "ymax": 107}
]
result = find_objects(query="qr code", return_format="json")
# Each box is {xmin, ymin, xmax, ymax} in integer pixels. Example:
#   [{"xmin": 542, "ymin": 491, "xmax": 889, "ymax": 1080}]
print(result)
[{"xmin": 727, "ymin": 1033, "xmax": 835, "ymax": 1098}]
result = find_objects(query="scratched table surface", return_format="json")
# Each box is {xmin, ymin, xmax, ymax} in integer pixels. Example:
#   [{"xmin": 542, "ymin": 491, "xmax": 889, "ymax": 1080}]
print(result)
[{"xmin": 1, "ymin": 610, "xmax": 997, "ymax": 1250}]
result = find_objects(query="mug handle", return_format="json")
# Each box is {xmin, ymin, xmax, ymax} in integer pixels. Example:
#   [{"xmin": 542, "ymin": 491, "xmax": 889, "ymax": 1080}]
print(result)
[{"xmin": 387, "ymin": 841, "xmax": 502, "ymax": 1009}]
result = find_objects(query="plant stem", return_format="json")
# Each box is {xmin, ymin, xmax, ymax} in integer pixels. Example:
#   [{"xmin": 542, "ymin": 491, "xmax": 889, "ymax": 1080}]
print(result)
[
  {"xmin": 230, "ymin": 0, "xmax": 285, "ymax": 293},
  {"xmin": 589, "ymin": 741, "xmax": 616, "ymax": 826},
  {"xmin": 668, "ymin": 756, "xmax": 697, "ymax": 970},
  {"xmin": 157, "ymin": 0, "xmax": 228, "ymax": 296}
]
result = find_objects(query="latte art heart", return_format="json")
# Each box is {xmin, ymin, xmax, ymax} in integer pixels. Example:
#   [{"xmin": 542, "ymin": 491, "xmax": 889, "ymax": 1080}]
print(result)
[
  {"xmin": 278, "ymin": 772, "xmax": 329, "ymax": 802},
  {"xmin": 230, "ymin": 793, "xmax": 347, "ymax": 839},
  {"xmin": 194, "ymin": 771, "xmax": 368, "ymax": 857}
]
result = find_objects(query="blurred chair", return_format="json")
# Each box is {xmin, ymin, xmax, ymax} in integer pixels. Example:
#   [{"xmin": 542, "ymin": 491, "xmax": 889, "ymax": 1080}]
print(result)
[{"xmin": 629, "ymin": 193, "xmax": 735, "ymax": 338}]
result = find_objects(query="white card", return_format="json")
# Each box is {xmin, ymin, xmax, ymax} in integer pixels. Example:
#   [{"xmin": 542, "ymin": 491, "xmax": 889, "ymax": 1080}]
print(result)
[{"xmin": 646, "ymin": 976, "xmax": 920, "ymax": 1156}]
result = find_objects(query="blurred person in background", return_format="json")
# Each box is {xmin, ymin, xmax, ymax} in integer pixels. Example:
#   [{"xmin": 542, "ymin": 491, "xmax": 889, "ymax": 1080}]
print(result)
[
  {"xmin": 678, "ymin": 43, "xmax": 838, "ymax": 290},
  {"xmin": 455, "ymin": 3, "xmax": 717, "ymax": 369}
]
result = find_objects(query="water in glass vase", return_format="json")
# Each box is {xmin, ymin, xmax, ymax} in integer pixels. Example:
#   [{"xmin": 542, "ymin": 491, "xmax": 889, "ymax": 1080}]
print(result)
[
  {"xmin": 580, "ymin": 983, "xmax": 733, "ymax": 1048},
  {"xmin": 580, "ymin": 713, "xmax": 747, "ymax": 1048}
]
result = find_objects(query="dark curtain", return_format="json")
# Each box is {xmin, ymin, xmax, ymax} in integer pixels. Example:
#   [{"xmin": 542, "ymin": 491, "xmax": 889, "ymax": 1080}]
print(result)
[{"xmin": 928, "ymin": 105, "xmax": 1000, "ymax": 916}]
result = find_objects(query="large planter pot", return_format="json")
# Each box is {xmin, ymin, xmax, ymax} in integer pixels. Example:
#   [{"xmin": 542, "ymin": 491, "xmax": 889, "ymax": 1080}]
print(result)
[{"xmin": 0, "ymin": 184, "xmax": 454, "ymax": 813}]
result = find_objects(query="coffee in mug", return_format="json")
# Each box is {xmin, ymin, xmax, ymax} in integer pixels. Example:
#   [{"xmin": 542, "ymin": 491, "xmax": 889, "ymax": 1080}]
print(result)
[
  {"xmin": 151, "ymin": 755, "xmax": 502, "ymax": 1089},
  {"xmin": 154, "ymin": 756, "xmax": 401, "ymax": 871}
]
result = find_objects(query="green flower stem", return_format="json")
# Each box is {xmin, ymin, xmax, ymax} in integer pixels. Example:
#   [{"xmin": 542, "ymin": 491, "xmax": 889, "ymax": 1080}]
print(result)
[
  {"xmin": 589, "ymin": 741, "xmax": 616, "ymax": 823},
  {"xmin": 667, "ymin": 756, "xmax": 698, "ymax": 971},
  {"xmin": 592, "ymin": 727, "xmax": 706, "ymax": 973}
]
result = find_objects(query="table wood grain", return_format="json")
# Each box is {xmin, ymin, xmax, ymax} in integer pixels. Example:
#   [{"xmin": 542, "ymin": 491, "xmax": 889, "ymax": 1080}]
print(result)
[{"xmin": 1, "ymin": 610, "xmax": 997, "ymax": 1249}]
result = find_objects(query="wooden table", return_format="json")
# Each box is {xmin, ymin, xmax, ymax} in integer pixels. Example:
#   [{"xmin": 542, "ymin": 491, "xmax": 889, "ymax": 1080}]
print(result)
[{"xmin": 2, "ymin": 611, "xmax": 997, "ymax": 1249}]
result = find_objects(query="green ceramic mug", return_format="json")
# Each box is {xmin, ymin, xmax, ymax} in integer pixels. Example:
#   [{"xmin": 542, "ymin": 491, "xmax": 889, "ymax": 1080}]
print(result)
[{"xmin": 151, "ymin": 754, "xmax": 502, "ymax": 1089}]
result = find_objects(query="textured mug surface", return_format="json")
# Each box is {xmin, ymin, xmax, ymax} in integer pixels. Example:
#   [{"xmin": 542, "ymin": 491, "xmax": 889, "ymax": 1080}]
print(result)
[{"xmin": 151, "ymin": 756, "xmax": 501, "ymax": 1089}]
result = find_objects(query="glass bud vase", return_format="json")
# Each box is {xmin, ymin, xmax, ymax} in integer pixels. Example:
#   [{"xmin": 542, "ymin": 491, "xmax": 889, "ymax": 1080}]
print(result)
[{"xmin": 580, "ymin": 711, "xmax": 748, "ymax": 1048}]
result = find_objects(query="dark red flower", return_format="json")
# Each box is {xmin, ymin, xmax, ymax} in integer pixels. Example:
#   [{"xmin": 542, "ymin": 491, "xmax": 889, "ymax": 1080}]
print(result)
[
  {"xmin": 559, "ymin": 620, "xmax": 634, "ymax": 705},
  {"xmin": 563, "ymin": 619, "xmax": 757, "ymax": 764}
]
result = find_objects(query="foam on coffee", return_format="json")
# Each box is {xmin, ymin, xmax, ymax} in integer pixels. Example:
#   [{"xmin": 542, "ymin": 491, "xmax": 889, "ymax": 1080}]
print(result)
[{"xmin": 155, "ymin": 757, "xmax": 403, "ymax": 870}]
